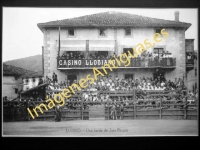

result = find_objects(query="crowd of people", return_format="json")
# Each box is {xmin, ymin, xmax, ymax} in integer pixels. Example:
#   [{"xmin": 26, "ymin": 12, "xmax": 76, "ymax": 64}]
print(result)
[
  {"xmin": 43, "ymin": 72, "xmax": 197, "ymax": 111},
  {"xmin": 3, "ymin": 70, "xmax": 197, "ymax": 110},
  {"xmin": 58, "ymin": 50, "xmax": 176, "ymax": 67},
  {"xmin": 3, "ymin": 73, "xmax": 197, "ymax": 121},
  {"xmin": 46, "ymin": 74, "xmax": 187, "ymax": 93}
]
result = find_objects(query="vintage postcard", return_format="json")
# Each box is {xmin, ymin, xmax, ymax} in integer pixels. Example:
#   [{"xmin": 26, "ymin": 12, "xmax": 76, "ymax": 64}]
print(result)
[{"xmin": 2, "ymin": 7, "xmax": 198, "ymax": 137}]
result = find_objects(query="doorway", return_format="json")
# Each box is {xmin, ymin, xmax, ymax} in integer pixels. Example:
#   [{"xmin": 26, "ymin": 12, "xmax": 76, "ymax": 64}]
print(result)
[
  {"xmin": 153, "ymin": 72, "xmax": 165, "ymax": 81},
  {"xmin": 124, "ymin": 74, "xmax": 134, "ymax": 80},
  {"xmin": 67, "ymin": 75, "xmax": 77, "ymax": 85}
]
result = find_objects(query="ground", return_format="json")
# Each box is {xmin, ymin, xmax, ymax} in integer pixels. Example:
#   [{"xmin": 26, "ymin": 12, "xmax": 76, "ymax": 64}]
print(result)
[{"xmin": 3, "ymin": 119, "xmax": 198, "ymax": 137}]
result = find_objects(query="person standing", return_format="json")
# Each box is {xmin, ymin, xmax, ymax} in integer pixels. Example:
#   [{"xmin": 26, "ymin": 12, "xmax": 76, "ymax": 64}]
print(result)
[
  {"xmin": 55, "ymin": 104, "xmax": 61, "ymax": 122},
  {"xmin": 52, "ymin": 72, "xmax": 58, "ymax": 84},
  {"xmin": 110, "ymin": 103, "xmax": 117, "ymax": 120},
  {"xmin": 120, "ymin": 103, "xmax": 124, "ymax": 120}
]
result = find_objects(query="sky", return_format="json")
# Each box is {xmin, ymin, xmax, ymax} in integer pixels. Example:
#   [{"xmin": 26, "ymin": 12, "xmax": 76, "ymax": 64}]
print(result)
[{"xmin": 2, "ymin": 8, "xmax": 198, "ymax": 62}]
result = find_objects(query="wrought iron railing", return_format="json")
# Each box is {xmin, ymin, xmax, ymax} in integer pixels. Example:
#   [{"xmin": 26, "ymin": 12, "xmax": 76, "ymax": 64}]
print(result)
[{"xmin": 57, "ymin": 57, "xmax": 176, "ymax": 68}]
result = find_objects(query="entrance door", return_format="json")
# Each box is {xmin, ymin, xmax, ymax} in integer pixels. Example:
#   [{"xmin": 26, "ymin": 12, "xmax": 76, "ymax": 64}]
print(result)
[
  {"xmin": 124, "ymin": 74, "xmax": 134, "ymax": 80},
  {"xmin": 153, "ymin": 72, "xmax": 165, "ymax": 81},
  {"xmin": 67, "ymin": 75, "xmax": 77, "ymax": 85}
]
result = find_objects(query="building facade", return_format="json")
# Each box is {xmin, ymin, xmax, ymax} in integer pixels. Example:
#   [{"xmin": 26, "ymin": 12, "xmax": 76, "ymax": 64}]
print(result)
[
  {"xmin": 185, "ymin": 39, "xmax": 197, "ymax": 92},
  {"xmin": 3, "ymin": 63, "xmax": 44, "ymax": 100},
  {"xmin": 38, "ymin": 11, "xmax": 192, "ymax": 88},
  {"xmin": 3, "ymin": 76, "xmax": 23, "ymax": 100},
  {"xmin": 22, "ymin": 72, "xmax": 44, "ymax": 91},
  {"xmin": 3, "ymin": 64, "xmax": 31, "ymax": 100}
]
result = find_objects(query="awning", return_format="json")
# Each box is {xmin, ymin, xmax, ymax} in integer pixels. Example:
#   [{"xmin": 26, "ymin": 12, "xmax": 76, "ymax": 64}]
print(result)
[
  {"xmin": 56, "ymin": 40, "xmax": 115, "ymax": 51},
  {"xmin": 60, "ymin": 47, "xmax": 86, "ymax": 51},
  {"xmin": 57, "ymin": 40, "xmax": 86, "ymax": 51},
  {"xmin": 89, "ymin": 40, "xmax": 114, "ymax": 51},
  {"xmin": 89, "ymin": 47, "xmax": 114, "ymax": 51}
]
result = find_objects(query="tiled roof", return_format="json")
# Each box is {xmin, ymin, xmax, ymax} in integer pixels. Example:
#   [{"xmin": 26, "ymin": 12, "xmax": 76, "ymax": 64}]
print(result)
[
  {"xmin": 38, "ymin": 11, "xmax": 191, "ymax": 29},
  {"xmin": 22, "ymin": 71, "xmax": 43, "ymax": 78},
  {"xmin": 23, "ymin": 71, "xmax": 43, "ymax": 78},
  {"xmin": 3, "ymin": 64, "xmax": 43, "ymax": 78}
]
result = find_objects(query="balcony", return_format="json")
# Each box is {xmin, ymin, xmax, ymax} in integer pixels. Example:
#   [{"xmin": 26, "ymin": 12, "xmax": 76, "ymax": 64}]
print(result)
[
  {"xmin": 186, "ymin": 51, "xmax": 195, "ymax": 72},
  {"xmin": 57, "ymin": 57, "xmax": 176, "ymax": 69},
  {"xmin": 186, "ymin": 58, "xmax": 194, "ymax": 72}
]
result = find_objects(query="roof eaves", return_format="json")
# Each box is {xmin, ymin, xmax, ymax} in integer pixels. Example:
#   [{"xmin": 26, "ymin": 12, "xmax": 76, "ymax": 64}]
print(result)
[{"xmin": 38, "ymin": 23, "xmax": 191, "ymax": 29}]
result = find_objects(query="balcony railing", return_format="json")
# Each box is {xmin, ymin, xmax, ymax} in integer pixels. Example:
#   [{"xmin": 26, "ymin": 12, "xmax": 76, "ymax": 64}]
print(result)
[
  {"xmin": 186, "ymin": 58, "xmax": 194, "ymax": 65},
  {"xmin": 57, "ymin": 57, "xmax": 176, "ymax": 69}
]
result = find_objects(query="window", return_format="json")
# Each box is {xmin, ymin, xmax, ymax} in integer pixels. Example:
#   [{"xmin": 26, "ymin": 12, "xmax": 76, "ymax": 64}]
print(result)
[
  {"xmin": 124, "ymin": 74, "xmax": 134, "ymax": 80},
  {"xmin": 195, "ymin": 68, "xmax": 197, "ymax": 76},
  {"xmin": 97, "ymin": 51, "xmax": 108, "ymax": 58},
  {"xmin": 153, "ymin": 72, "xmax": 165, "ymax": 81},
  {"xmin": 153, "ymin": 48, "xmax": 164, "ymax": 60},
  {"xmin": 155, "ymin": 28, "xmax": 162, "ymax": 34},
  {"xmin": 32, "ymin": 78, "xmax": 35, "ymax": 82},
  {"xmin": 99, "ymin": 29, "xmax": 106, "ymax": 37},
  {"xmin": 67, "ymin": 75, "xmax": 77, "ymax": 85},
  {"xmin": 25, "ymin": 79, "xmax": 29, "ymax": 83},
  {"xmin": 123, "ymin": 48, "xmax": 134, "ymax": 55},
  {"xmin": 125, "ymin": 28, "xmax": 132, "ymax": 36},
  {"xmin": 68, "ymin": 29, "xmax": 75, "ymax": 36},
  {"xmin": 15, "ymin": 89, "xmax": 18, "ymax": 94}
]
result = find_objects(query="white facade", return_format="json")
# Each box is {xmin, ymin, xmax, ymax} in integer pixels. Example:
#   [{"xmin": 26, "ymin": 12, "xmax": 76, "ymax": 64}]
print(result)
[
  {"xmin": 3, "ymin": 76, "xmax": 23, "ymax": 100},
  {"xmin": 22, "ymin": 77, "xmax": 44, "ymax": 91},
  {"xmin": 42, "ymin": 27, "xmax": 186, "ymax": 83}
]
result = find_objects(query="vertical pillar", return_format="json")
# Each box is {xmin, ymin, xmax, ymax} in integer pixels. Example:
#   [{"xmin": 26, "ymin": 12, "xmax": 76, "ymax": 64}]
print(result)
[
  {"xmin": 108, "ymin": 92, "xmax": 110, "ymax": 120},
  {"xmin": 184, "ymin": 95, "xmax": 187, "ymax": 119},
  {"xmin": 86, "ymin": 40, "xmax": 89, "ymax": 59},
  {"xmin": 133, "ymin": 90, "xmax": 136, "ymax": 119},
  {"xmin": 42, "ymin": 46, "xmax": 44, "ymax": 76},
  {"xmin": 114, "ymin": 28, "xmax": 117, "ymax": 55},
  {"xmin": 81, "ymin": 95, "xmax": 83, "ymax": 120},
  {"xmin": 159, "ymin": 98, "xmax": 162, "ymax": 119}
]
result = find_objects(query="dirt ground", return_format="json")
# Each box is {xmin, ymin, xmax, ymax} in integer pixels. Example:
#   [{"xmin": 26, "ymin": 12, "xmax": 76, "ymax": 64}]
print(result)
[{"xmin": 3, "ymin": 119, "xmax": 198, "ymax": 137}]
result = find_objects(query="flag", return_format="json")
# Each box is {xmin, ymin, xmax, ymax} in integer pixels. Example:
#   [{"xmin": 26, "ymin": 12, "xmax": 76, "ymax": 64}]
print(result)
[{"xmin": 58, "ymin": 27, "xmax": 60, "ymax": 58}]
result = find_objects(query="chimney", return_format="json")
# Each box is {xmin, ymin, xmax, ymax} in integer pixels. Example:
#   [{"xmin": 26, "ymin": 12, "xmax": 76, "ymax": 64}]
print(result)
[{"xmin": 174, "ymin": 11, "xmax": 179, "ymax": 22}]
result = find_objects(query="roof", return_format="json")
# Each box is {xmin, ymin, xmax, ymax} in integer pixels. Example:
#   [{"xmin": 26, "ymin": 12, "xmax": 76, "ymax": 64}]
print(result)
[
  {"xmin": 3, "ymin": 64, "xmax": 34, "ymax": 77},
  {"xmin": 3, "ymin": 64, "xmax": 43, "ymax": 78},
  {"xmin": 38, "ymin": 11, "xmax": 191, "ymax": 30},
  {"xmin": 22, "ymin": 71, "xmax": 43, "ymax": 78},
  {"xmin": 21, "ymin": 83, "xmax": 47, "ymax": 94}
]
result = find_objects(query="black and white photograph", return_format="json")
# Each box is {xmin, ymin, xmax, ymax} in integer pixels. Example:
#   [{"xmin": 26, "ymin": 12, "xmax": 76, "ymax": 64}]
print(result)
[{"xmin": 2, "ymin": 7, "xmax": 198, "ymax": 137}]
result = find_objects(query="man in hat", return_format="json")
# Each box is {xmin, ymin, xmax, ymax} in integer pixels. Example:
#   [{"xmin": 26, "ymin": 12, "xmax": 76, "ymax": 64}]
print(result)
[{"xmin": 52, "ymin": 72, "xmax": 58, "ymax": 84}]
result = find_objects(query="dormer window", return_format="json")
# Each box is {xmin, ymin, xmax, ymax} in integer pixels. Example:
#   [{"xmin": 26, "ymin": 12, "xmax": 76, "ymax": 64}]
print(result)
[
  {"xmin": 155, "ymin": 28, "xmax": 162, "ymax": 34},
  {"xmin": 125, "ymin": 28, "xmax": 131, "ymax": 36},
  {"xmin": 99, "ymin": 29, "xmax": 106, "ymax": 37},
  {"xmin": 68, "ymin": 29, "xmax": 75, "ymax": 36}
]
